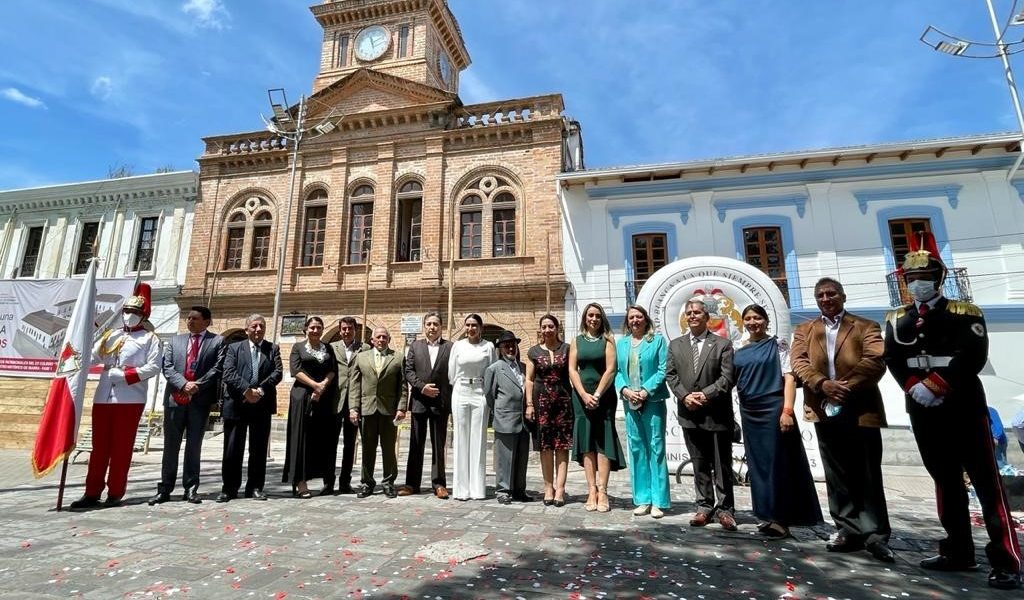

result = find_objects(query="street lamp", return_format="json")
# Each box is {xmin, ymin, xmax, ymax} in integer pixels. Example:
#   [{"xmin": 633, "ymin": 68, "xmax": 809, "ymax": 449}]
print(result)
[
  {"xmin": 261, "ymin": 90, "xmax": 342, "ymax": 343},
  {"xmin": 921, "ymin": 0, "xmax": 1024, "ymax": 180}
]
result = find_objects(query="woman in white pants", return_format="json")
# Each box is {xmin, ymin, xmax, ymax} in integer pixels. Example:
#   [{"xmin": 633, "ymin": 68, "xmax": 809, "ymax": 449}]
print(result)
[{"xmin": 448, "ymin": 314, "xmax": 497, "ymax": 500}]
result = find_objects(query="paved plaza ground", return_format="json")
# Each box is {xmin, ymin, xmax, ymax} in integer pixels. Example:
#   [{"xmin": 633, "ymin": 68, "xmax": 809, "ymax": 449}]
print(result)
[{"xmin": 0, "ymin": 427, "xmax": 1019, "ymax": 600}]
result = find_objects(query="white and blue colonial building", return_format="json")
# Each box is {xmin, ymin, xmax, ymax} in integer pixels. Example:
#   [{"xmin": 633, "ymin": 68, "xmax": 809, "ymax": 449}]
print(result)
[{"xmin": 557, "ymin": 132, "xmax": 1024, "ymax": 427}]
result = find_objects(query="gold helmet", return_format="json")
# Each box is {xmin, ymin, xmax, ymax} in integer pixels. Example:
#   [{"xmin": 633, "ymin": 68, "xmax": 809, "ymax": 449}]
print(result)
[{"xmin": 901, "ymin": 231, "xmax": 946, "ymax": 285}]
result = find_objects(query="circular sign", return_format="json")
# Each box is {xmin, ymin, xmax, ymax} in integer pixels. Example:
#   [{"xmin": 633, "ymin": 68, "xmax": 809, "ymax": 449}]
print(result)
[{"xmin": 635, "ymin": 256, "xmax": 791, "ymax": 347}]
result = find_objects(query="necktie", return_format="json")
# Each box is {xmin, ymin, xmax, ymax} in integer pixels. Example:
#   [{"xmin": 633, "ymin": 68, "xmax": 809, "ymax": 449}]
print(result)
[
  {"xmin": 691, "ymin": 336, "xmax": 701, "ymax": 375},
  {"xmin": 375, "ymin": 351, "xmax": 384, "ymax": 373},
  {"xmin": 250, "ymin": 344, "xmax": 260, "ymax": 385},
  {"xmin": 916, "ymin": 303, "xmax": 929, "ymax": 328},
  {"xmin": 184, "ymin": 334, "xmax": 200, "ymax": 380}
]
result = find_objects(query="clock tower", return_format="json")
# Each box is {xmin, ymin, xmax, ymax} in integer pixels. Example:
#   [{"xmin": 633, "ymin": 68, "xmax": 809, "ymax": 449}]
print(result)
[{"xmin": 309, "ymin": 0, "xmax": 470, "ymax": 94}]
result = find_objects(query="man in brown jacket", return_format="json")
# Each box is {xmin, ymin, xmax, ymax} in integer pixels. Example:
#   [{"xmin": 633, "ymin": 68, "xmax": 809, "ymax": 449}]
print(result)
[{"xmin": 791, "ymin": 277, "xmax": 893, "ymax": 563}]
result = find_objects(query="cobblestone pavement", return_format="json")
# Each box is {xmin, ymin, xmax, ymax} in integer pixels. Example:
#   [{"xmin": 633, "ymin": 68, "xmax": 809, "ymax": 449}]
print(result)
[{"xmin": 0, "ymin": 429, "xmax": 1018, "ymax": 600}]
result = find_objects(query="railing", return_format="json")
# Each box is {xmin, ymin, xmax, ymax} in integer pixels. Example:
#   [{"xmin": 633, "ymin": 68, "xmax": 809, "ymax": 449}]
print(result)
[
  {"xmin": 886, "ymin": 267, "xmax": 972, "ymax": 307},
  {"xmin": 455, "ymin": 95, "xmax": 563, "ymax": 129},
  {"xmin": 203, "ymin": 134, "xmax": 291, "ymax": 157}
]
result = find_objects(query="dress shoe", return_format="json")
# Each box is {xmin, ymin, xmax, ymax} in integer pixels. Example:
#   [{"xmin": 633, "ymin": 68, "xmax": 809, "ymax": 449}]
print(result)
[
  {"xmin": 826, "ymin": 533, "xmax": 865, "ymax": 553},
  {"xmin": 383, "ymin": 485, "xmax": 397, "ymax": 499},
  {"xmin": 250, "ymin": 489, "xmax": 268, "ymax": 501},
  {"xmin": 552, "ymin": 498, "xmax": 566, "ymax": 508},
  {"xmin": 69, "ymin": 495, "xmax": 101, "ymax": 510},
  {"xmin": 184, "ymin": 489, "xmax": 202, "ymax": 504},
  {"xmin": 148, "ymin": 492, "xmax": 171, "ymax": 506},
  {"xmin": 633, "ymin": 504, "xmax": 652, "ymax": 516},
  {"xmin": 215, "ymin": 492, "xmax": 234, "ymax": 503},
  {"xmin": 866, "ymin": 541, "xmax": 895, "ymax": 563},
  {"xmin": 919, "ymin": 555, "xmax": 978, "ymax": 571},
  {"xmin": 356, "ymin": 485, "xmax": 372, "ymax": 498},
  {"xmin": 511, "ymin": 493, "xmax": 534, "ymax": 502},
  {"xmin": 650, "ymin": 506, "xmax": 665, "ymax": 519},
  {"xmin": 434, "ymin": 486, "xmax": 450, "ymax": 500},
  {"xmin": 988, "ymin": 568, "xmax": 1023, "ymax": 590},
  {"xmin": 689, "ymin": 512, "xmax": 710, "ymax": 527},
  {"xmin": 319, "ymin": 485, "xmax": 335, "ymax": 497},
  {"xmin": 103, "ymin": 496, "xmax": 123, "ymax": 508},
  {"xmin": 542, "ymin": 498, "xmax": 554, "ymax": 506},
  {"xmin": 337, "ymin": 484, "xmax": 355, "ymax": 495},
  {"xmin": 717, "ymin": 512, "xmax": 738, "ymax": 531},
  {"xmin": 496, "ymin": 494, "xmax": 512, "ymax": 505},
  {"xmin": 396, "ymin": 485, "xmax": 417, "ymax": 497}
]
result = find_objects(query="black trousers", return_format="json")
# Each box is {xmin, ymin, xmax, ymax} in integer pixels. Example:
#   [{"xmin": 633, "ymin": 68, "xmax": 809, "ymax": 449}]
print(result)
[
  {"xmin": 683, "ymin": 427, "xmax": 734, "ymax": 516},
  {"xmin": 815, "ymin": 421, "xmax": 891, "ymax": 545},
  {"xmin": 158, "ymin": 402, "xmax": 212, "ymax": 494},
  {"xmin": 324, "ymin": 410, "xmax": 358, "ymax": 488},
  {"xmin": 221, "ymin": 414, "xmax": 271, "ymax": 496},
  {"xmin": 911, "ymin": 408, "xmax": 1022, "ymax": 572},
  {"xmin": 404, "ymin": 410, "xmax": 449, "ymax": 491},
  {"xmin": 494, "ymin": 430, "xmax": 530, "ymax": 496},
  {"xmin": 360, "ymin": 413, "xmax": 398, "ymax": 489}
]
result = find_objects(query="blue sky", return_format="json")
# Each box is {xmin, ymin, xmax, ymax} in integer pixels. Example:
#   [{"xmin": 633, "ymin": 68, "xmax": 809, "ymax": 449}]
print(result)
[{"xmin": 0, "ymin": 0, "xmax": 1021, "ymax": 189}]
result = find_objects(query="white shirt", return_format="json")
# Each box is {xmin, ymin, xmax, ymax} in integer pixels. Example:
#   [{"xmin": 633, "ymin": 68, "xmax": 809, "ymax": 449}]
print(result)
[
  {"xmin": 914, "ymin": 294, "xmax": 942, "ymax": 313},
  {"xmin": 426, "ymin": 337, "xmax": 442, "ymax": 369},
  {"xmin": 504, "ymin": 356, "xmax": 524, "ymax": 387},
  {"xmin": 821, "ymin": 311, "xmax": 845, "ymax": 380}
]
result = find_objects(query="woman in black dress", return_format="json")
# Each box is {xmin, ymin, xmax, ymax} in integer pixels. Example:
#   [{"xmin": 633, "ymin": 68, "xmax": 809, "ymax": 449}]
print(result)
[
  {"xmin": 283, "ymin": 316, "xmax": 337, "ymax": 498},
  {"xmin": 525, "ymin": 314, "xmax": 573, "ymax": 506}
]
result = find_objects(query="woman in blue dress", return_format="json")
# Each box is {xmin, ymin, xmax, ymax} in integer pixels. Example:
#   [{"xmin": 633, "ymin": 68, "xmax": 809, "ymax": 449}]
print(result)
[{"xmin": 735, "ymin": 304, "xmax": 822, "ymax": 537}]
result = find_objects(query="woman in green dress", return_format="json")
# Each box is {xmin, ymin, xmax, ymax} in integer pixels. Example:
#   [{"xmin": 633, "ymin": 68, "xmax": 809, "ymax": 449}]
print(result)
[{"xmin": 569, "ymin": 302, "xmax": 625, "ymax": 512}]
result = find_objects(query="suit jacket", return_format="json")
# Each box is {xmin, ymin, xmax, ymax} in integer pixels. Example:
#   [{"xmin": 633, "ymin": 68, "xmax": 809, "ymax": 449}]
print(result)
[
  {"xmin": 351, "ymin": 348, "xmax": 407, "ymax": 416},
  {"xmin": 221, "ymin": 339, "xmax": 283, "ymax": 419},
  {"xmin": 791, "ymin": 311, "xmax": 886, "ymax": 427},
  {"xmin": 665, "ymin": 332, "xmax": 735, "ymax": 431},
  {"xmin": 484, "ymin": 358, "xmax": 527, "ymax": 434},
  {"xmin": 162, "ymin": 331, "xmax": 226, "ymax": 408},
  {"xmin": 329, "ymin": 340, "xmax": 370, "ymax": 414},
  {"xmin": 404, "ymin": 338, "xmax": 453, "ymax": 415},
  {"xmin": 613, "ymin": 334, "xmax": 670, "ymax": 402}
]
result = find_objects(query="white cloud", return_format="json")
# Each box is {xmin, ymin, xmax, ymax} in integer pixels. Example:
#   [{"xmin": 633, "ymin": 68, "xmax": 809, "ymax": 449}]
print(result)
[
  {"xmin": 1, "ymin": 87, "xmax": 46, "ymax": 109},
  {"xmin": 182, "ymin": 0, "xmax": 229, "ymax": 29},
  {"xmin": 459, "ymin": 70, "xmax": 499, "ymax": 104},
  {"xmin": 91, "ymin": 76, "xmax": 113, "ymax": 100}
]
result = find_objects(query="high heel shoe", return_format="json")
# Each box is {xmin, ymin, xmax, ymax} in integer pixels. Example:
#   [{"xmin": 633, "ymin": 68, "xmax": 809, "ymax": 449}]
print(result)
[
  {"xmin": 596, "ymin": 484, "xmax": 610, "ymax": 513},
  {"xmin": 543, "ymin": 498, "xmax": 554, "ymax": 506},
  {"xmin": 552, "ymin": 489, "xmax": 566, "ymax": 507},
  {"xmin": 584, "ymin": 486, "xmax": 598, "ymax": 512}
]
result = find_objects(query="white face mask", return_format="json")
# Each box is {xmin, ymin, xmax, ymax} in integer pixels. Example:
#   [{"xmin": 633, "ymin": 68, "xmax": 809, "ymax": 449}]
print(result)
[
  {"xmin": 907, "ymin": 279, "xmax": 937, "ymax": 303},
  {"xmin": 122, "ymin": 313, "xmax": 143, "ymax": 328}
]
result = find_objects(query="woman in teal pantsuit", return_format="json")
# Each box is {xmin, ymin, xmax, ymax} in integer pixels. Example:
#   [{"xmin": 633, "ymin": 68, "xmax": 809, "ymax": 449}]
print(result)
[{"xmin": 615, "ymin": 305, "xmax": 671, "ymax": 519}]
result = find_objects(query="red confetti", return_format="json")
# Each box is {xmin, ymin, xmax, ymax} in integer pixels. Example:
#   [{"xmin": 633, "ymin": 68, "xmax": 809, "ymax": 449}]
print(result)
[
  {"xmin": 106, "ymin": 560, "xmax": 119, "ymax": 569},
  {"xmin": 786, "ymin": 581, "xmax": 796, "ymax": 592},
  {"xmin": 19, "ymin": 541, "xmax": 30, "ymax": 548},
  {"xmin": 224, "ymin": 567, "xmax": 235, "ymax": 574},
  {"xmin": 230, "ymin": 582, "xmax": 241, "ymax": 590},
  {"xmin": 224, "ymin": 525, "xmax": 236, "ymax": 534},
  {"xmin": 274, "ymin": 593, "xmax": 287, "ymax": 600}
]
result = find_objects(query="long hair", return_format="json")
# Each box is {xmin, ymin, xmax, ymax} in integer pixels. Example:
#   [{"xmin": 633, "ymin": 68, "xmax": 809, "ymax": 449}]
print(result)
[
  {"xmin": 538, "ymin": 313, "xmax": 562, "ymax": 344},
  {"xmin": 622, "ymin": 304, "xmax": 655, "ymax": 341},
  {"xmin": 579, "ymin": 302, "xmax": 613, "ymax": 343}
]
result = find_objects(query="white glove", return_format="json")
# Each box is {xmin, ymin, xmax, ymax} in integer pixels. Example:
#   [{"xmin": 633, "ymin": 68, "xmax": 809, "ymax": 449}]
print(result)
[
  {"xmin": 107, "ymin": 367, "xmax": 125, "ymax": 383},
  {"xmin": 909, "ymin": 382, "xmax": 943, "ymax": 407}
]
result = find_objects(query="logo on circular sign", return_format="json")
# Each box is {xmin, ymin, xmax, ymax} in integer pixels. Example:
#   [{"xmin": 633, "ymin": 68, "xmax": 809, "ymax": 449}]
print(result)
[{"xmin": 635, "ymin": 256, "xmax": 791, "ymax": 346}]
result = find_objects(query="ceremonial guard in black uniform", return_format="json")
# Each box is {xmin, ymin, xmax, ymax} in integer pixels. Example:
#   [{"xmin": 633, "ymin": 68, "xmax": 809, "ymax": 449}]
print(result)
[{"xmin": 884, "ymin": 232, "xmax": 1021, "ymax": 590}]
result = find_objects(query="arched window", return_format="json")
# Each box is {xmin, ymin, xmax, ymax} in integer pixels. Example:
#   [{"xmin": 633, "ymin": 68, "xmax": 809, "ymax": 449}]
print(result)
[
  {"xmin": 301, "ymin": 189, "xmax": 328, "ymax": 267},
  {"xmin": 454, "ymin": 174, "xmax": 520, "ymax": 260},
  {"xmin": 395, "ymin": 180, "xmax": 423, "ymax": 262},
  {"xmin": 348, "ymin": 184, "xmax": 374, "ymax": 265},
  {"xmin": 459, "ymin": 195, "xmax": 482, "ymax": 259},
  {"xmin": 221, "ymin": 195, "xmax": 275, "ymax": 271}
]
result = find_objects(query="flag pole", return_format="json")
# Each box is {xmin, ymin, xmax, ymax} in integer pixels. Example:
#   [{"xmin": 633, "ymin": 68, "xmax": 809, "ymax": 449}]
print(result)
[{"xmin": 55, "ymin": 458, "xmax": 69, "ymax": 512}]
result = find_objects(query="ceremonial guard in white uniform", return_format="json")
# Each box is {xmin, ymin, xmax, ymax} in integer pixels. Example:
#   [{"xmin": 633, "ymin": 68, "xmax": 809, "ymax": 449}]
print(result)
[{"xmin": 70, "ymin": 283, "xmax": 162, "ymax": 509}]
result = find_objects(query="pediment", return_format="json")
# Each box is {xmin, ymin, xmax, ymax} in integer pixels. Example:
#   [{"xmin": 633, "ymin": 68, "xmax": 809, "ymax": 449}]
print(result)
[{"xmin": 307, "ymin": 69, "xmax": 456, "ymax": 119}]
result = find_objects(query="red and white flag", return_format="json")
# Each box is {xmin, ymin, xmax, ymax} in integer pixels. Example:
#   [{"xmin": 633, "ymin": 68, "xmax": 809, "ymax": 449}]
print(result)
[{"xmin": 31, "ymin": 259, "xmax": 98, "ymax": 477}]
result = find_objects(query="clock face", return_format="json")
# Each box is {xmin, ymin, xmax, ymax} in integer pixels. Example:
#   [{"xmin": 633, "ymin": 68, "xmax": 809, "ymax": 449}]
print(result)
[
  {"xmin": 354, "ymin": 25, "xmax": 391, "ymax": 61},
  {"xmin": 439, "ymin": 53, "xmax": 452, "ymax": 85}
]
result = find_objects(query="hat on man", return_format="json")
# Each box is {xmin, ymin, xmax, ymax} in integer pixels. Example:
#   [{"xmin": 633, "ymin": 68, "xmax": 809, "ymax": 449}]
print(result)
[
  {"xmin": 901, "ymin": 231, "xmax": 947, "ymax": 284},
  {"xmin": 495, "ymin": 330, "xmax": 522, "ymax": 345},
  {"xmin": 122, "ymin": 282, "xmax": 153, "ymax": 318}
]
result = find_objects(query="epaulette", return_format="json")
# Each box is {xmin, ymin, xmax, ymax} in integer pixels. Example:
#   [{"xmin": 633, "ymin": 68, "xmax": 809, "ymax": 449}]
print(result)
[
  {"xmin": 884, "ymin": 306, "xmax": 908, "ymax": 323},
  {"xmin": 945, "ymin": 300, "xmax": 983, "ymax": 318}
]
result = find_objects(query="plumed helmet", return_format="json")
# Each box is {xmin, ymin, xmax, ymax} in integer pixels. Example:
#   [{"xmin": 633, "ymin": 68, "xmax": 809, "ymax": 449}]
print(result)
[
  {"xmin": 122, "ymin": 282, "xmax": 152, "ymax": 318},
  {"xmin": 900, "ymin": 232, "xmax": 947, "ymax": 284}
]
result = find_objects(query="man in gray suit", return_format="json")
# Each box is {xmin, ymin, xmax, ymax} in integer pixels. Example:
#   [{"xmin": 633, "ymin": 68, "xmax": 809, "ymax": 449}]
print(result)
[
  {"xmin": 349, "ymin": 327, "xmax": 407, "ymax": 498},
  {"xmin": 666, "ymin": 299, "xmax": 737, "ymax": 530},
  {"xmin": 149, "ymin": 306, "xmax": 226, "ymax": 505},
  {"xmin": 326, "ymin": 316, "xmax": 369, "ymax": 495},
  {"xmin": 484, "ymin": 331, "xmax": 532, "ymax": 504}
]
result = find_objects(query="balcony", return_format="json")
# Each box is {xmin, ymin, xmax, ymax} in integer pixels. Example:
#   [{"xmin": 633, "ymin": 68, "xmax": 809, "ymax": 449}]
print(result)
[{"xmin": 885, "ymin": 267, "xmax": 972, "ymax": 307}]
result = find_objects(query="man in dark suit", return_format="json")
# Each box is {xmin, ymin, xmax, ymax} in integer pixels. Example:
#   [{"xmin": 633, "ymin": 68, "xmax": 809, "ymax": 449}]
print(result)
[
  {"xmin": 666, "ymin": 299, "xmax": 736, "ymax": 530},
  {"xmin": 217, "ymin": 314, "xmax": 282, "ymax": 502},
  {"xmin": 326, "ymin": 316, "xmax": 369, "ymax": 495},
  {"xmin": 397, "ymin": 312, "xmax": 453, "ymax": 499},
  {"xmin": 884, "ymin": 236, "xmax": 1021, "ymax": 589},
  {"xmin": 791, "ymin": 277, "xmax": 893, "ymax": 563},
  {"xmin": 350, "ymin": 327, "xmax": 407, "ymax": 498},
  {"xmin": 149, "ymin": 306, "xmax": 226, "ymax": 505},
  {"xmin": 484, "ymin": 331, "xmax": 531, "ymax": 505}
]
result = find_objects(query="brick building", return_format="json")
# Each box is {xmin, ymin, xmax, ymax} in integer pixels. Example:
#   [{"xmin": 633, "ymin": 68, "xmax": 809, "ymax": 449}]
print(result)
[{"xmin": 183, "ymin": 0, "xmax": 583, "ymax": 350}]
